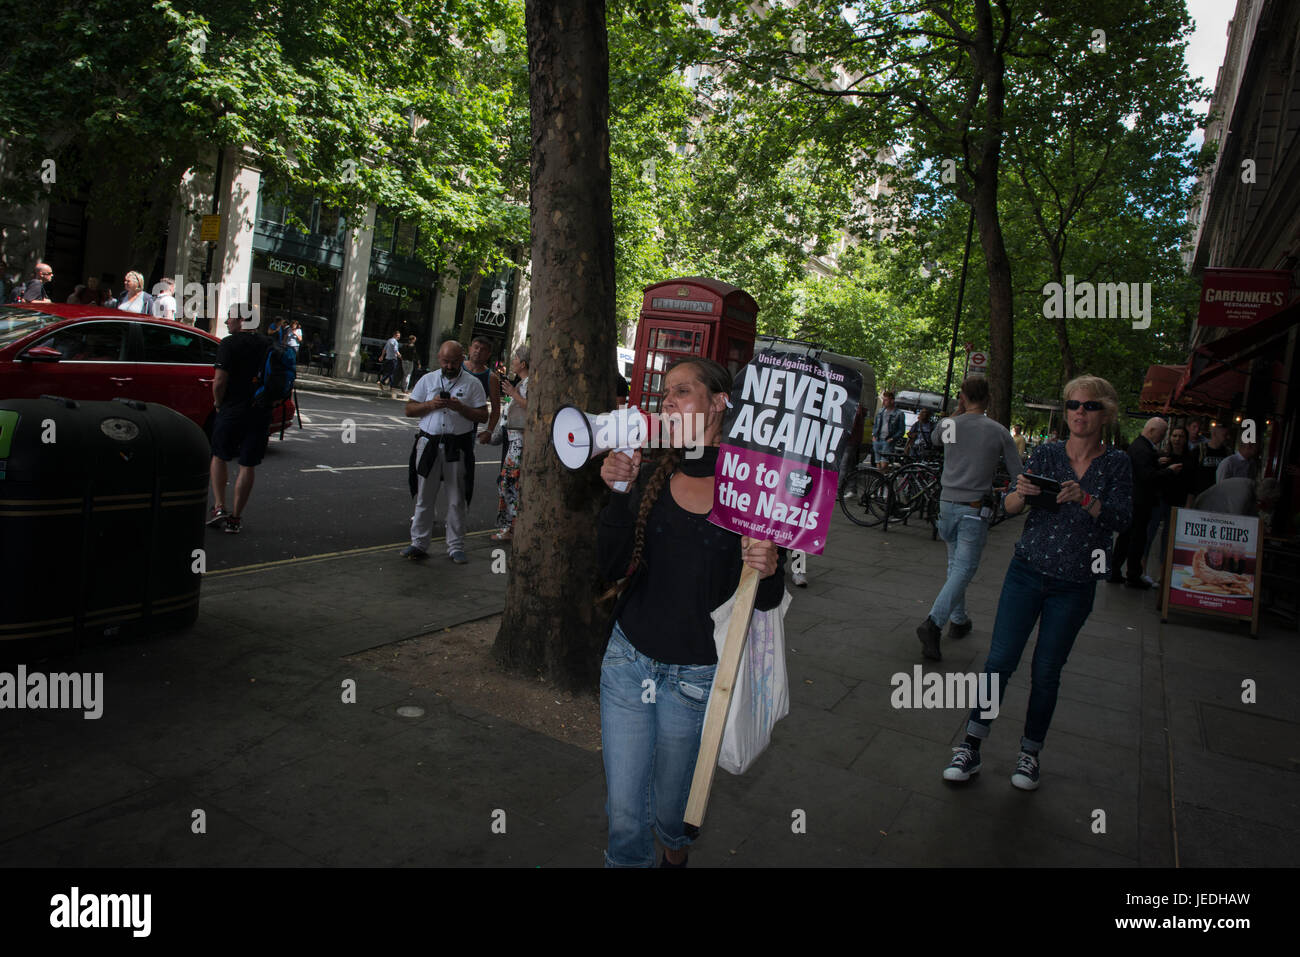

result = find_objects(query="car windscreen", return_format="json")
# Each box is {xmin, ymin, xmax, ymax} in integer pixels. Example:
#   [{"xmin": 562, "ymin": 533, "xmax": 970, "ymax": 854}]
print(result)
[{"xmin": 0, "ymin": 307, "xmax": 51, "ymax": 345}]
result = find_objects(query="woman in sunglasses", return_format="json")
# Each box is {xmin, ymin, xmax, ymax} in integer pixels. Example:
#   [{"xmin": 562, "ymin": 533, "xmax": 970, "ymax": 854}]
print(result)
[{"xmin": 942, "ymin": 375, "xmax": 1132, "ymax": 790}]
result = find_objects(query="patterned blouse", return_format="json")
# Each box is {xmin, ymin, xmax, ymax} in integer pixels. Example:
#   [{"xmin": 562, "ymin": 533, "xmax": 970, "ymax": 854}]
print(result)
[{"xmin": 1014, "ymin": 442, "xmax": 1133, "ymax": 583}]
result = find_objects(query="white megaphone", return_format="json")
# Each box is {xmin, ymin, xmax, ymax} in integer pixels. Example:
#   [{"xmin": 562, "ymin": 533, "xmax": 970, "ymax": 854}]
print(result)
[{"xmin": 552, "ymin": 405, "xmax": 648, "ymax": 492}]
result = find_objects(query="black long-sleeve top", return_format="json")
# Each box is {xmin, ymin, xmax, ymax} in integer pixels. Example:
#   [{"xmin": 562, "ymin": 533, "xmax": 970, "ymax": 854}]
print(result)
[{"xmin": 597, "ymin": 460, "xmax": 786, "ymax": 666}]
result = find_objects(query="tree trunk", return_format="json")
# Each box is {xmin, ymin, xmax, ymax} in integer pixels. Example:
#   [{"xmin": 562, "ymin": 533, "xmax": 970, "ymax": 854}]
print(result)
[
  {"xmin": 457, "ymin": 270, "xmax": 484, "ymax": 350},
  {"xmin": 493, "ymin": 0, "xmax": 618, "ymax": 691},
  {"xmin": 971, "ymin": 0, "xmax": 1013, "ymax": 426},
  {"xmin": 1046, "ymin": 257, "xmax": 1078, "ymax": 385}
]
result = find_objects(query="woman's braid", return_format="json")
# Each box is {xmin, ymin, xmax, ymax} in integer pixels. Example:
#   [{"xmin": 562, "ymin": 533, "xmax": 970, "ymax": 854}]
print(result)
[{"xmin": 627, "ymin": 448, "xmax": 681, "ymax": 578}]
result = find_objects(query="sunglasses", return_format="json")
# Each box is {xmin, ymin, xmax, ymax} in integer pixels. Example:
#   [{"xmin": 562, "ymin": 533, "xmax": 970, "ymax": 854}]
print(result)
[{"xmin": 1065, "ymin": 399, "xmax": 1104, "ymax": 412}]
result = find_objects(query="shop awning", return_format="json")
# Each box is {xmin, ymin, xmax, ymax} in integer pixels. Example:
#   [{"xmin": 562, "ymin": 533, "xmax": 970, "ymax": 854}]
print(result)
[
  {"xmin": 1183, "ymin": 296, "xmax": 1300, "ymax": 389},
  {"xmin": 1141, "ymin": 361, "xmax": 1247, "ymax": 414}
]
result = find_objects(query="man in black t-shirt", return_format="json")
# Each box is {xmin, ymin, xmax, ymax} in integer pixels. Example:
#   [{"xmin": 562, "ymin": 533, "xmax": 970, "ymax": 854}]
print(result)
[
  {"xmin": 21, "ymin": 262, "xmax": 54, "ymax": 303},
  {"xmin": 207, "ymin": 308, "xmax": 272, "ymax": 534},
  {"xmin": 1192, "ymin": 424, "xmax": 1233, "ymax": 497}
]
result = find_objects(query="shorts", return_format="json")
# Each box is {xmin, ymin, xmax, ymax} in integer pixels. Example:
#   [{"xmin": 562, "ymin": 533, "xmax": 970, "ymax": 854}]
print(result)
[{"xmin": 211, "ymin": 403, "xmax": 272, "ymax": 467}]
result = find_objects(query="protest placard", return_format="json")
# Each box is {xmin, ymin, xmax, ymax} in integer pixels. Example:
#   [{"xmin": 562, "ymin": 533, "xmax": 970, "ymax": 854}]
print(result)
[{"xmin": 685, "ymin": 349, "xmax": 861, "ymax": 827}]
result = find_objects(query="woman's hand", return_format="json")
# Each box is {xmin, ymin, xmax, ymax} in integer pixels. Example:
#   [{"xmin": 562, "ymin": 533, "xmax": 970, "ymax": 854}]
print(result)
[
  {"xmin": 741, "ymin": 536, "xmax": 778, "ymax": 578},
  {"xmin": 1057, "ymin": 479, "xmax": 1085, "ymax": 505},
  {"xmin": 1014, "ymin": 472, "xmax": 1042, "ymax": 499},
  {"xmin": 600, "ymin": 450, "xmax": 641, "ymax": 491}
]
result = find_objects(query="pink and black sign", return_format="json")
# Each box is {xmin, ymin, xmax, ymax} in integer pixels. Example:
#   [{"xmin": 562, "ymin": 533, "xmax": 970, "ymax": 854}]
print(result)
[{"xmin": 708, "ymin": 349, "xmax": 861, "ymax": 554}]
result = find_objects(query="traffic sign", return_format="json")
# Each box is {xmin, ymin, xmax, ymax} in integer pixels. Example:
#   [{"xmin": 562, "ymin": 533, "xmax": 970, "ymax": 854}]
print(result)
[{"xmin": 968, "ymin": 350, "xmax": 988, "ymax": 375}]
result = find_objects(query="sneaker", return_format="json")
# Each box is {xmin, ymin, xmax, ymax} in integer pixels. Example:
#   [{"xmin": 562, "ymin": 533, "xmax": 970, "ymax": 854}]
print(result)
[
  {"xmin": 450, "ymin": 550, "xmax": 468, "ymax": 564},
  {"xmin": 1124, "ymin": 577, "xmax": 1153, "ymax": 590},
  {"xmin": 943, "ymin": 743, "xmax": 982, "ymax": 781},
  {"xmin": 399, "ymin": 545, "xmax": 428, "ymax": 560},
  {"xmin": 791, "ymin": 569, "xmax": 807, "ymax": 588},
  {"xmin": 916, "ymin": 617, "xmax": 942, "ymax": 660},
  {"xmin": 205, "ymin": 506, "xmax": 229, "ymax": 528},
  {"xmin": 1106, "ymin": 575, "xmax": 1124, "ymax": 584},
  {"xmin": 223, "ymin": 515, "xmax": 242, "ymax": 534},
  {"xmin": 947, "ymin": 619, "xmax": 973, "ymax": 640},
  {"xmin": 1011, "ymin": 750, "xmax": 1041, "ymax": 790}
]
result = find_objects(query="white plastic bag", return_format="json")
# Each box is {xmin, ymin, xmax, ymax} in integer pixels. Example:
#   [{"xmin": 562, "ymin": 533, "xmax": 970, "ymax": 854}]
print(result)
[{"xmin": 708, "ymin": 588, "xmax": 792, "ymax": 775}]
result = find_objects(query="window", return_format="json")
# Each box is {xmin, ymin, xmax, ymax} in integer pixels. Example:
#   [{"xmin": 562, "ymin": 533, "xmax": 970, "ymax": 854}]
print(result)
[
  {"xmin": 36, "ymin": 322, "xmax": 128, "ymax": 361},
  {"xmin": 394, "ymin": 219, "xmax": 418, "ymax": 258},
  {"xmin": 139, "ymin": 325, "xmax": 218, "ymax": 364}
]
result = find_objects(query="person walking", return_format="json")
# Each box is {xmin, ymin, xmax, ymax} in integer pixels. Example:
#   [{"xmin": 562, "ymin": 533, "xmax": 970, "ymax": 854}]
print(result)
[
  {"xmin": 941, "ymin": 375, "xmax": 1132, "ymax": 790},
  {"xmin": 914, "ymin": 376, "xmax": 1023, "ymax": 659},
  {"xmin": 491, "ymin": 346, "xmax": 530, "ymax": 541},
  {"xmin": 596, "ymin": 357, "xmax": 784, "ymax": 867},
  {"xmin": 206, "ymin": 307, "xmax": 275, "ymax": 534},
  {"xmin": 378, "ymin": 329, "xmax": 402, "ymax": 396}
]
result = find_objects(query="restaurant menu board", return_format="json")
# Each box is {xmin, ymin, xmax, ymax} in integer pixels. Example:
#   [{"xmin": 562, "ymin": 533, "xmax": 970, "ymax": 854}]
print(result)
[{"xmin": 1161, "ymin": 507, "xmax": 1261, "ymax": 632}]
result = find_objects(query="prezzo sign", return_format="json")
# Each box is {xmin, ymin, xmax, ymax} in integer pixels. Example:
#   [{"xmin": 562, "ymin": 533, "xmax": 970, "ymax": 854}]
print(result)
[
  {"xmin": 375, "ymin": 281, "xmax": 418, "ymax": 301},
  {"xmin": 475, "ymin": 306, "xmax": 507, "ymax": 328},
  {"xmin": 266, "ymin": 256, "xmax": 309, "ymax": 277}
]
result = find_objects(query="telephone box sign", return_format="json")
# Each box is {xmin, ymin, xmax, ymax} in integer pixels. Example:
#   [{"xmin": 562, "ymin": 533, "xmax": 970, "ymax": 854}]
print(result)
[
  {"xmin": 650, "ymin": 297, "xmax": 714, "ymax": 313},
  {"xmin": 709, "ymin": 349, "xmax": 862, "ymax": 554}
]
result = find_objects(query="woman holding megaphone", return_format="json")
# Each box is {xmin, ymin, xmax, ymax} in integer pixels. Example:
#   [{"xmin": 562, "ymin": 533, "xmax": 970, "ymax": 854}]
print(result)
[{"xmin": 596, "ymin": 357, "xmax": 785, "ymax": 867}]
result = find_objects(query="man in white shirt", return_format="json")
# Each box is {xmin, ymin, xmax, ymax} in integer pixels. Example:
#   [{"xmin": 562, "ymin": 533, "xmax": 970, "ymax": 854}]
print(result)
[
  {"xmin": 402, "ymin": 340, "xmax": 489, "ymax": 563},
  {"xmin": 378, "ymin": 330, "xmax": 402, "ymax": 396},
  {"xmin": 1215, "ymin": 439, "xmax": 1258, "ymax": 483},
  {"xmin": 152, "ymin": 278, "xmax": 177, "ymax": 320}
]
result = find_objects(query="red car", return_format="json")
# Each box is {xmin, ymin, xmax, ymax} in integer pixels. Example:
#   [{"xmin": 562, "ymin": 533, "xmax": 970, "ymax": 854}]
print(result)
[{"xmin": 0, "ymin": 303, "xmax": 297, "ymax": 437}]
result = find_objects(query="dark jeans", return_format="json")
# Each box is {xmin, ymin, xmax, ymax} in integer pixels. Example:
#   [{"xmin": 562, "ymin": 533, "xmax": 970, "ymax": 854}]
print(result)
[
  {"xmin": 1111, "ymin": 499, "xmax": 1153, "ymax": 581},
  {"xmin": 967, "ymin": 556, "xmax": 1096, "ymax": 752}
]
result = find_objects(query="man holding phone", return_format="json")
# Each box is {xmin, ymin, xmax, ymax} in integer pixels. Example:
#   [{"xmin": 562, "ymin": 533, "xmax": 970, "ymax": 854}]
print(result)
[
  {"xmin": 402, "ymin": 341, "xmax": 489, "ymax": 563},
  {"xmin": 915, "ymin": 376, "xmax": 1023, "ymax": 660}
]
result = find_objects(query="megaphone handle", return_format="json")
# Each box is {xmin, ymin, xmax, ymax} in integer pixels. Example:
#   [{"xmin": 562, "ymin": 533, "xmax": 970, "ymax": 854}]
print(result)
[{"xmin": 612, "ymin": 446, "xmax": 637, "ymax": 493}]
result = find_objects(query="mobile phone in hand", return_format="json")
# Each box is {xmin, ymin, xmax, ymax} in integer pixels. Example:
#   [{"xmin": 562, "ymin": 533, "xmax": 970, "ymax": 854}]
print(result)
[{"xmin": 1024, "ymin": 473, "xmax": 1062, "ymax": 509}]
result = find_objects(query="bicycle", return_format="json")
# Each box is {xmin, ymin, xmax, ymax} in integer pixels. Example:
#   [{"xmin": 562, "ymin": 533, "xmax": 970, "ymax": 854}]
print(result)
[
  {"xmin": 838, "ymin": 463, "xmax": 891, "ymax": 527},
  {"xmin": 886, "ymin": 457, "xmax": 943, "ymax": 538}
]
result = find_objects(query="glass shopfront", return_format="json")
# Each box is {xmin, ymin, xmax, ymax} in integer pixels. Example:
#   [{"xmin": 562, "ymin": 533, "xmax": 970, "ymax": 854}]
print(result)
[
  {"xmin": 250, "ymin": 250, "xmax": 340, "ymax": 348},
  {"xmin": 361, "ymin": 275, "xmax": 432, "ymax": 368}
]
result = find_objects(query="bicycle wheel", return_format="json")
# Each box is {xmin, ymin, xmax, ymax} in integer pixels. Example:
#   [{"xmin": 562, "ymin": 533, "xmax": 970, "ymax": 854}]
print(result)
[
  {"xmin": 839, "ymin": 468, "xmax": 889, "ymax": 527},
  {"xmin": 890, "ymin": 465, "xmax": 935, "ymax": 519}
]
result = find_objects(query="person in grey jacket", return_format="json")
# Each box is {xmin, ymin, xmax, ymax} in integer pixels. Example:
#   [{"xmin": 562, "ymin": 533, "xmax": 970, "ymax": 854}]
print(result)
[{"xmin": 915, "ymin": 376, "xmax": 1023, "ymax": 660}]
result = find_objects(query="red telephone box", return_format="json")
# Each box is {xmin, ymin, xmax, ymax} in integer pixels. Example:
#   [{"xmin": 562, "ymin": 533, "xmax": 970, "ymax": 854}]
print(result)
[{"xmin": 629, "ymin": 277, "xmax": 758, "ymax": 411}]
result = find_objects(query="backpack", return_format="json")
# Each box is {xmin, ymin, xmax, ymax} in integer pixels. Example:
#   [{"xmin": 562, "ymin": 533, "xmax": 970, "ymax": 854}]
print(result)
[{"xmin": 252, "ymin": 335, "xmax": 296, "ymax": 408}]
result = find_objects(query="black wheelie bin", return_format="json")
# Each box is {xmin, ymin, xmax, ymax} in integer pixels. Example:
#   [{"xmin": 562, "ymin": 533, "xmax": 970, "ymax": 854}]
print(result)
[{"xmin": 0, "ymin": 396, "xmax": 209, "ymax": 660}]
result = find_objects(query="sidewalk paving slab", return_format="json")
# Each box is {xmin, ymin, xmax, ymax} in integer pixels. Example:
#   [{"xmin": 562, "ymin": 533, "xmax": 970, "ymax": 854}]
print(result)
[{"xmin": 3, "ymin": 506, "xmax": 1298, "ymax": 868}]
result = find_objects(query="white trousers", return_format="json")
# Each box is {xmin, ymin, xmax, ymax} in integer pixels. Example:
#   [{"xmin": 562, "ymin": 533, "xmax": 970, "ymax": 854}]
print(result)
[{"xmin": 410, "ymin": 437, "xmax": 466, "ymax": 554}]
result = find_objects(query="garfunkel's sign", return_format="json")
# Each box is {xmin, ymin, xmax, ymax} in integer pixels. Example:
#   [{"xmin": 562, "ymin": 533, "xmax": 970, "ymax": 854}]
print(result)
[
  {"xmin": 707, "ymin": 349, "xmax": 862, "ymax": 554},
  {"xmin": 1197, "ymin": 267, "xmax": 1292, "ymax": 329}
]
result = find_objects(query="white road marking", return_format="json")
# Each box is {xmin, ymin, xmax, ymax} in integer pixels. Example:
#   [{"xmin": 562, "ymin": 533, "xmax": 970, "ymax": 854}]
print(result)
[{"xmin": 299, "ymin": 460, "xmax": 501, "ymax": 473}]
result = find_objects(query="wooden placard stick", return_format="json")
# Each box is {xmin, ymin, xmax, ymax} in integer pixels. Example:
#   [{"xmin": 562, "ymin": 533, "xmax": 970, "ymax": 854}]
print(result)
[{"xmin": 684, "ymin": 563, "xmax": 759, "ymax": 828}]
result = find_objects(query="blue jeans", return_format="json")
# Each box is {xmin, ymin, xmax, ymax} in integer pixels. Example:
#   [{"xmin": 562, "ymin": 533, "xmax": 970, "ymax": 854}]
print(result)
[
  {"xmin": 927, "ymin": 501, "xmax": 989, "ymax": 628},
  {"xmin": 600, "ymin": 622, "xmax": 716, "ymax": 867},
  {"xmin": 967, "ymin": 556, "xmax": 1096, "ymax": 751}
]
